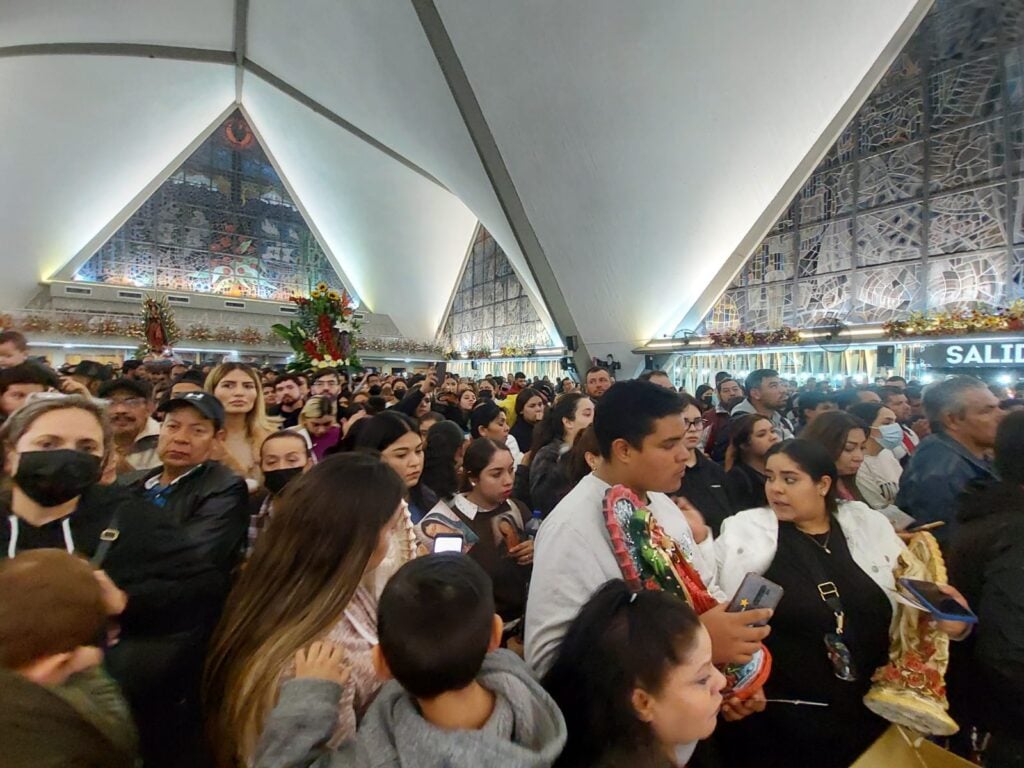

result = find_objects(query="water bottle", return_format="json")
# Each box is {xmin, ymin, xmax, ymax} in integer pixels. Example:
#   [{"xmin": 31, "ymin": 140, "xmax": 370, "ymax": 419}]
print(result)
[{"xmin": 524, "ymin": 509, "xmax": 543, "ymax": 540}]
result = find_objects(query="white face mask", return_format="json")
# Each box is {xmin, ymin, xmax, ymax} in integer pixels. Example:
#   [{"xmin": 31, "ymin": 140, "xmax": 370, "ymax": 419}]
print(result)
[{"xmin": 875, "ymin": 423, "xmax": 905, "ymax": 451}]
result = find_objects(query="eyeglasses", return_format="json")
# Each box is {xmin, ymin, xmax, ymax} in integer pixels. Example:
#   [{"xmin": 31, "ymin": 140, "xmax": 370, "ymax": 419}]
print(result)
[{"xmin": 683, "ymin": 418, "xmax": 704, "ymax": 431}]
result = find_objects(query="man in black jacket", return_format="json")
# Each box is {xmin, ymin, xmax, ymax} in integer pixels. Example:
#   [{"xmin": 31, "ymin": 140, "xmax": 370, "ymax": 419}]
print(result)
[
  {"xmin": 117, "ymin": 391, "xmax": 248, "ymax": 766},
  {"xmin": 119, "ymin": 391, "xmax": 249, "ymax": 576},
  {"xmin": 948, "ymin": 411, "xmax": 1024, "ymax": 766}
]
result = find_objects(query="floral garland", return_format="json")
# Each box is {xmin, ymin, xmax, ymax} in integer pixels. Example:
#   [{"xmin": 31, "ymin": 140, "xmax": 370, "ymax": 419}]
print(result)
[
  {"xmin": 883, "ymin": 301, "xmax": 1024, "ymax": 338},
  {"xmin": 708, "ymin": 326, "xmax": 801, "ymax": 348},
  {"xmin": 271, "ymin": 283, "xmax": 362, "ymax": 370},
  {"xmin": 1, "ymin": 303, "xmax": 440, "ymax": 357},
  {"xmin": 444, "ymin": 345, "xmax": 540, "ymax": 360}
]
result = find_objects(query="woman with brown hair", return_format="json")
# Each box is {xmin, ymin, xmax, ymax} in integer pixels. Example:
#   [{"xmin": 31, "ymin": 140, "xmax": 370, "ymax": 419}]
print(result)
[
  {"xmin": 203, "ymin": 453, "xmax": 408, "ymax": 767},
  {"xmin": 725, "ymin": 413, "xmax": 781, "ymax": 512},
  {"xmin": 205, "ymin": 363, "xmax": 278, "ymax": 490},
  {"xmin": 800, "ymin": 410, "xmax": 870, "ymax": 505}
]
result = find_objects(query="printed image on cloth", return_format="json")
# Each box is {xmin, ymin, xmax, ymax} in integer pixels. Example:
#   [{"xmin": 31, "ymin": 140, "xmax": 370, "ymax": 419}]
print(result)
[{"xmin": 413, "ymin": 496, "xmax": 525, "ymax": 557}]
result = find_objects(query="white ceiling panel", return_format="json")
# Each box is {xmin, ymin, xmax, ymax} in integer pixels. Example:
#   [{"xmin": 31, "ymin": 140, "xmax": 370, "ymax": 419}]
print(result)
[
  {"xmin": 241, "ymin": 75, "xmax": 478, "ymax": 339},
  {"xmin": 246, "ymin": 0, "xmax": 558, "ymax": 341},
  {"xmin": 437, "ymin": 0, "xmax": 921, "ymax": 349},
  {"xmin": 0, "ymin": 0, "xmax": 234, "ymax": 50},
  {"xmin": 0, "ymin": 55, "xmax": 234, "ymax": 308}
]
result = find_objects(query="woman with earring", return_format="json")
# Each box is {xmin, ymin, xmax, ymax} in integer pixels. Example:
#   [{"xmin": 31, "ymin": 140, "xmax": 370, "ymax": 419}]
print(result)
[{"xmin": 714, "ymin": 439, "xmax": 972, "ymax": 768}]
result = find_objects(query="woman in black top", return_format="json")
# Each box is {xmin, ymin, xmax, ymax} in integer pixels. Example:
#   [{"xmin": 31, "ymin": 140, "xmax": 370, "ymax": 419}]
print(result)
[
  {"xmin": 509, "ymin": 387, "xmax": 545, "ymax": 454},
  {"xmin": 0, "ymin": 395, "xmax": 224, "ymax": 768},
  {"xmin": 673, "ymin": 394, "xmax": 733, "ymax": 535},
  {"xmin": 724, "ymin": 413, "xmax": 781, "ymax": 512},
  {"xmin": 715, "ymin": 440, "xmax": 972, "ymax": 767}
]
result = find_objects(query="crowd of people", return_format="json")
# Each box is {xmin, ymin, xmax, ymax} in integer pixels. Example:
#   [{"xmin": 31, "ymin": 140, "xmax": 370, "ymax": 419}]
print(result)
[{"xmin": 0, "ymin": 323, "xmax": 1021, "ymax": 768}]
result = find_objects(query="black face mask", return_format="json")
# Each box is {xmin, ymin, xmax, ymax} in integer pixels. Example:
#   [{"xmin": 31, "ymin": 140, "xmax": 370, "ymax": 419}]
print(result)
[
  {"xmin": 15, "ymin": 450, "xmax": 101, "ymax": 507},
  {"xmin": 264, "ymin": 467, "xmax": 304, "ymax": 496},
  {"xmin": 477, "ymin": 390, "xmax": 493, "ymax": 401}
]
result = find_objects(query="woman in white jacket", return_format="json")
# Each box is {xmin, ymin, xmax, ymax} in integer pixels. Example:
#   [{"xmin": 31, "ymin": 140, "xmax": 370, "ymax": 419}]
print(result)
[{"xmin": 713, "ymin": 439, "xmax": 911, "ymax": 767}]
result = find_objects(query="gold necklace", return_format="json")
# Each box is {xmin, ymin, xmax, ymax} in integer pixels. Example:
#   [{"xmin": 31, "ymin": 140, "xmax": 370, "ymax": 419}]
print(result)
[{"xmin": 800, "ymin": 525, "xmax": 832, "ymax": 555}]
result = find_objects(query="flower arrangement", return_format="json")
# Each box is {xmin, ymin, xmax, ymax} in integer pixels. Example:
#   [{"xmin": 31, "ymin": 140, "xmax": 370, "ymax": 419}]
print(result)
[
  {"xmin": 237, "ymin": 327, "xmax": 265, "ymax": 346},
  {"xmin": 271, "ymin": 283, "xmax": 362, "ymax": 370},
  {"xmin": 883, "ymin": 301, "xmax": 1024, "ymax": 338},
  {"xmin": 56, "ymin": 316, "xmax": 90, "ymax": 335},
  {"xmin": 466, "ymin": 346, "xmax": 493, "ymax": 359},
  {"xmin": 136, "ymin": 296, "xmax": 180, "ymax": 356},
  {"xmin": 20, "ymin": 314, "xmax": 53, "ymax": 332},
  {"xmin": 92, "ymin": 316, "xmax": 130, "ymax": 336},
  {"xmin": 183, "ymin": 323, "xmax": 213, "ymax": 342},
  {"xmin": 707, "ymin": 327, "xmax": 801, "ymax": 348},
  {"xmin": 212, "ymin": 326, "xmax": 237, "ymax": 343}
]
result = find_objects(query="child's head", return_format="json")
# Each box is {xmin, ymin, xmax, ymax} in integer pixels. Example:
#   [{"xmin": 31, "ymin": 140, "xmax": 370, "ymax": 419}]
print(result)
[
  {"xmin": 376, "ymin": 554, "xmax": 501, "ymax": 700},
  {"xmin": 0, "ymin": 550, "xmax": 107, "ymax": 684},
  {"xmin": 543, "ymin": 580, "xmax": 725, "ymax": 765},
  {"xmin": 0, "ymin": 330, "xmax": 28, "ymax": 368}
]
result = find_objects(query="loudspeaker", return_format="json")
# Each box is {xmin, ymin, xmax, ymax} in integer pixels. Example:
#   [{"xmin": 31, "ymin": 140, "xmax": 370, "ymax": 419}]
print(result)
[
  {"xmin": 876, "ymin": 345, "xmax": 895, "ymax": 368},
  {"xmin": 565, "ymin": 335, "xmax": 578, "ymax": 352},
  {"xmin": 645, "ymin": 355, "xmax": 656, "ymax": 369}
]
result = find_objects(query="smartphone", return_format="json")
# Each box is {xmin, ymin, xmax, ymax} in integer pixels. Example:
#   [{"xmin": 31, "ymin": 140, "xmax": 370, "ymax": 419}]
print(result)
[
  {"xmin": 906, "ymin": 521, "xmax": 945, "ymax": 533},
  {"xmin": 433, "ymin": 533, "xmax": 464, "ymax": 554},
  {"xmin": 897, "ymin": 578, "xmax": 978, "ymax": 623},
  {"xmin": 434, "ymin": 361, "xmax": 447, "ymax": 382},
  {"xmin": 726, "ymin": 573, "xmax": 785, "ymax": 625}
]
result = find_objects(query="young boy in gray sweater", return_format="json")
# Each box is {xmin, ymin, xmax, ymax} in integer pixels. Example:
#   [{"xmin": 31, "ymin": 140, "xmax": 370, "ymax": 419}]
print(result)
[
  {"xmin": 0, "ymin": 550, "xmax": 138, "ymax": 768},
  {"xmin": 255, "ymin": 554, "xmax": 566, "ymax": 768}
]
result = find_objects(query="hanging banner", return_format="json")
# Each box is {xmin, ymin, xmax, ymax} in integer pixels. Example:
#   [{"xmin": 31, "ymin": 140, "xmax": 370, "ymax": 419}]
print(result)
[{"xmin": 920, "ymin": 340, "xmax": 1024, "ymax": 368}]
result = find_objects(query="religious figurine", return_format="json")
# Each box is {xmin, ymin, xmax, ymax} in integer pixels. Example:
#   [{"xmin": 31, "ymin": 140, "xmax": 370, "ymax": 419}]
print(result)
[
  {"xmin": 863, "ymin": 531, "xmax": 959, "ymax": 736},
  {"xmin": 604, "ymin": 485, "xmax": 770, "ymax": 700}
]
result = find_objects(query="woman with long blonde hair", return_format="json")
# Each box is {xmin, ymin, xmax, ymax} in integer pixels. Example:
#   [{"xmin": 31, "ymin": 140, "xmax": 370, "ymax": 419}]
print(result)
[
  {"xmin": 205, "ymin": 362, "xmax": 278, "ymax": 489},
  {"xmin": 203, "ymin": 452, "xmax": 407, "ymax": 766}
]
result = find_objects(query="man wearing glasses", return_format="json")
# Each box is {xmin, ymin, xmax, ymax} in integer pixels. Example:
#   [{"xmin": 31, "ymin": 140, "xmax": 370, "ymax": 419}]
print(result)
[{"xmin": 98, "ymin": 377, "xmax": 162, "ymax": 474}]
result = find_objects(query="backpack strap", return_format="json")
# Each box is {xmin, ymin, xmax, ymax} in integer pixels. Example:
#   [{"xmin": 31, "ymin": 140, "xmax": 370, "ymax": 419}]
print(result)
[{"xmin": 90, "ymin": 508, "xmax": 121, "ymax": 568}]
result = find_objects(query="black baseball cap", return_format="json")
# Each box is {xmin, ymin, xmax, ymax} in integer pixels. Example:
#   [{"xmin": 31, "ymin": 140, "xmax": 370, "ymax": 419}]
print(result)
[
  {"xmin": 98, "ymin": 377, "xmax": 152, "ymax": 400},
  {"xmin": 157, "ymin": 391, "xmax": 225, "ymax": 429}
]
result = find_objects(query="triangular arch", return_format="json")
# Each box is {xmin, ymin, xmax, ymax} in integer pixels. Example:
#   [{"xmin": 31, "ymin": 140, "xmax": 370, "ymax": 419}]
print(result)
[
  {"xmin": 61, "ymin": 108, "xmax": 356, "ymax": 303},
  {"xmin": 694, "ymin": 0, "xmax": 1023, "ymax": 336},
  {"xmin": 438, "ymin": 224, "xmax": 558, "ymax": 352}
]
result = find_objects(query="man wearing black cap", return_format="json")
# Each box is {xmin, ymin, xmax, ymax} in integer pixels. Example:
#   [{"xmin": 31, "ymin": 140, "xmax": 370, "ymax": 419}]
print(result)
[
  {"xmin": 98, "ymin": 377, "xmax": 162, "ymax": 475},
  {"xmin": 118, "ymin": 392, "xmax": 248, "ymax": 576}
]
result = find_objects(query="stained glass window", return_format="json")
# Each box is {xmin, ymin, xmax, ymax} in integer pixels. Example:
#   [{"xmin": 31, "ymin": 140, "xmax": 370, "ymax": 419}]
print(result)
[
  {"xmin": 695, "ymin": 0, "xmax": 1021, "ymax": 335},
  {"xmin": 441, "ymin": 226, "xmax": 553, "ymax": 352},
  {"xmin": 73, "ymin": 110, "xmax": 345, "ymax": 301}
]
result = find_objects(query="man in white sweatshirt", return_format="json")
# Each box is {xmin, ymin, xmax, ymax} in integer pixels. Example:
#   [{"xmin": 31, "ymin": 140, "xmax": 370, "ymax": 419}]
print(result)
[{"xmin": 526, "ymin": 380, "xmax": 772, "ymax": 679}]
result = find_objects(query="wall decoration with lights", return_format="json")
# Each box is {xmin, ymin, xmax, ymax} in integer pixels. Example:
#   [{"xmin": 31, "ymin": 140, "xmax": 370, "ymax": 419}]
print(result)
[
  {"xmin": 72, "ymin": 110, "xmax": 346, "ymax": 303},
  {"xmin": 439, "ymin": 225, "xmax": 554, "ymax": 353},
  {"xmin": 697, "ymin": 0, "xmax": 1024, "ymax": 335}
]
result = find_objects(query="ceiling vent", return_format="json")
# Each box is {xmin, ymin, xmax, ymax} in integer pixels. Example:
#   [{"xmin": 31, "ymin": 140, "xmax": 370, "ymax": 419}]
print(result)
[
  {"xmin": 166, "ymin": 295, "xmax": 190, "ymax": 305},
  {"xmin": 63, "ymin": 285, "xmax": 93, "ymax": 296},
  {"xmin": 116, "ymin": 290, "xmax": 143, "ymax": 300},
  {"xmin": 278, "ymin": 305, "xmax": 298, "ymax": 314},
  {"xmin": 224, "ymin": 300, "xmax": 246, "ymax": 310}
]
